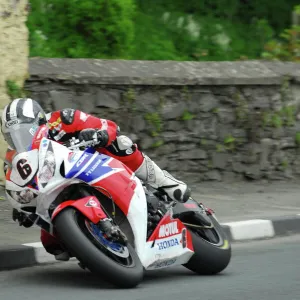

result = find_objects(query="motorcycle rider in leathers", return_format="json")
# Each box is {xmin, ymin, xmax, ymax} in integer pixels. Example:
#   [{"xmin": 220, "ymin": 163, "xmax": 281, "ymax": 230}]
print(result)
[{"xmin": 1, "ymin": 98, "xmax": 191, "ymax": 261}]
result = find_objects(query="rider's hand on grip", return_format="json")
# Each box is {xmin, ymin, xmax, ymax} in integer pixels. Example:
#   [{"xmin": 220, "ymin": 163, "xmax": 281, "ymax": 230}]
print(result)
[{"xmin": 78, "ymin": 128, "xmax": 109, "ymax": 147}]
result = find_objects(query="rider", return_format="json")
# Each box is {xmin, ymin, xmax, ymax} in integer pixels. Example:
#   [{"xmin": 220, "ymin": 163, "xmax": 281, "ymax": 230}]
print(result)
[{"xmin": 2, "ymin": 98, "xmax": 191, "ymax": 260}]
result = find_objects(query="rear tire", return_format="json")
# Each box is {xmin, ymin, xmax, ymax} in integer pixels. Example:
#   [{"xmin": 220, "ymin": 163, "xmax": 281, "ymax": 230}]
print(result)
[
  {"xmin": 183, "ymin": 215, "xmax": 231, "ymax": 275},
  {"xmin": 53, "ymin": 207, "xmax": 144, "ymax": 288}
]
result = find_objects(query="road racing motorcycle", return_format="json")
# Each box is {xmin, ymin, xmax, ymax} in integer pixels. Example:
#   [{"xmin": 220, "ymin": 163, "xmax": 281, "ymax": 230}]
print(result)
[{"xmin": 5, "ymin": 127, "xmax": 231, "ymax": 288}]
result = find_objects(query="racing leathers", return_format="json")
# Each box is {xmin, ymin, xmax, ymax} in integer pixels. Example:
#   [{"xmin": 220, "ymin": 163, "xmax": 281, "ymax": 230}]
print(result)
[{"xmin": 5, "ymin": 108, "xmax": 191, "ymax": 260}]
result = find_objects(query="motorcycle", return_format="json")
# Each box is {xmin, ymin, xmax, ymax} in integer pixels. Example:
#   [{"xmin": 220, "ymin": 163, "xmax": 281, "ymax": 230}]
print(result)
[{"xmin": 5, "ymin": 127, "xmax": 231, "ymax": 288}]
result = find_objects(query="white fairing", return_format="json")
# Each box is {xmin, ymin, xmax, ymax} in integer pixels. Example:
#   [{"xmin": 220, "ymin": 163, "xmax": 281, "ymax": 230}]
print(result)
[
  {"xmin": 35, "ymin": 139, "xmax": 83, "ymax": 222},
  {"xmin": 127, "ymin": 177, "xmax": 194, "ymax": 270},
  {"xmin": 6, "ymin": 137, "xmax": 194, "ymax": 270},
  {"xmin": 126, "ymin": 178, "xmax": 148, "ymax": 260}
]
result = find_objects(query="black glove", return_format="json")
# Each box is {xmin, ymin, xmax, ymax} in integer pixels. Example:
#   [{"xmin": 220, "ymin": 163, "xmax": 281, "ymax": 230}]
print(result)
[
  {"xmin": 78, "ymin": 128, "xmax": 109, "ymax": 147},
  {"xmin": 12, "ymin": 209, "xmax": 37, "ymax": 228}
]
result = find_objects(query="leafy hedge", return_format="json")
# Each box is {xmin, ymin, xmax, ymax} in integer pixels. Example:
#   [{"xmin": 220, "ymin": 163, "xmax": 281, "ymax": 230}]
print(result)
[
  {"xmin": 28, "ymin": 0, "xmax": 135, "ymax": 58},
  {"xmin": 27, "ymin": 0, "xmax": 300, "ymax": 61}
]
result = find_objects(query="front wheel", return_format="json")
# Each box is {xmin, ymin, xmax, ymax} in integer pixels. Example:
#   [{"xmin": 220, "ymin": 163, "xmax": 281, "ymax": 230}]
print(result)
[
  {"xmin": 53, "ymin": 207, "xmax": 144, "ymax": 288},
  {"xmin": 183, "ymin": 214, "xmax": 231, "ymax": 275}
]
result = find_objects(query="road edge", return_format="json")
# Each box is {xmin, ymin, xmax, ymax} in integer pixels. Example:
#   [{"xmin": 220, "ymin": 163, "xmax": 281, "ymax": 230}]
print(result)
[{"xmin": 1, "ymin": 214, "xmax": 300, "ymax": 271}]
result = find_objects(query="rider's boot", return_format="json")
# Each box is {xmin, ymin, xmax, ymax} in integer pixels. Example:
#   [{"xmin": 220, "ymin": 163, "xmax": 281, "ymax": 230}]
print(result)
[{"xmin": 135, "ymin": 154, "xmax": 191, "ymax": 202}]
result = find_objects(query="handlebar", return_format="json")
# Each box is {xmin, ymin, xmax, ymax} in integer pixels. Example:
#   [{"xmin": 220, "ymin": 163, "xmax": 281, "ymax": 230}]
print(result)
[{"xmin": 67, "ymin": 137, "xmax": 98, "ymax": 150}]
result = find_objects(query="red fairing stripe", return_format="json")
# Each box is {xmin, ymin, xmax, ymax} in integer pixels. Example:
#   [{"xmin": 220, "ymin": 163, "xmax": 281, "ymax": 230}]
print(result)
[
  {"xmin": 31, "ymin": 125, "xmax": 49, "ymax": 150},
  {"xmin": 89, "ymin": 157, "xmax": 137, "ymax": 216},
  {"xmin": 51, "ymin": 196, "xmax": 107, "ymax": 224},
  {"xmin": 147, "ymin": 213, "xmax": 194, "ymax": 252}
]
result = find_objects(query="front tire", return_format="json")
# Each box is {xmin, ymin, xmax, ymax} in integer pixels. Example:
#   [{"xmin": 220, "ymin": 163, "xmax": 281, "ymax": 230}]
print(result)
[
  {"xmin": 53, "ymin": 207, "xmax": 144, "ymax": 288},
  {"xmin": 183, "ymin": 215, "xmax": 231, "ymax": 275}
]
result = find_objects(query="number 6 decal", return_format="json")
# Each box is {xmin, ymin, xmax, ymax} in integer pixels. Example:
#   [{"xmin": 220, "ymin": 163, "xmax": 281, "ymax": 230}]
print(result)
[
  {"xmin": 10, "ymin": 150, "xmax": 38, "ymax": 187},
  {"xmin": 16, "ymin": 159, "xmax": 32, "ymax": 180}
]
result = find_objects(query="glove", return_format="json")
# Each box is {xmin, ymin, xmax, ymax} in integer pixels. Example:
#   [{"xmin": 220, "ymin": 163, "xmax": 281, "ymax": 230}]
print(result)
[
  {"xmin": 12, "ymin": 209, "xmax": 37, "ymax": 228},
  {"xmin": 78, "ymin": 128, "xmax": 109, "ymax": 147}
]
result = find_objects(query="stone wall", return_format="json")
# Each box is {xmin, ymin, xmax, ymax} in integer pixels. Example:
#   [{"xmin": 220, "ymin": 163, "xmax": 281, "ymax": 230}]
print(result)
[
  {"xmin": 25, "ymin": 58, "xmax": 300, "ymax": 183},
  {"xmin": 0, "ymin": 0, "xmax": 29, "ymax": 184}
]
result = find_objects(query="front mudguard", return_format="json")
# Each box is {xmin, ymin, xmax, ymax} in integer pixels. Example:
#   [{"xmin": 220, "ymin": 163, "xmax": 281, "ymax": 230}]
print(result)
[{"xmin": 51, "ymin": 196, "xmax": 106, "ymax": 224}]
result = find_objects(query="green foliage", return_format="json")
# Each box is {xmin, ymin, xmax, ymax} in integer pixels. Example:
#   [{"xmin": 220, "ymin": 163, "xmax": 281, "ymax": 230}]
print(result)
[
  {"xmin": 281, "ymin": 159, "xmax": 289, "ymax": 169},
  {"xmin": 124, "ymin": 88, "xmax": 136, "ymax": 105},
  {"xmin": 6, "ymin": 80, "xmax": 25, "ymax": 99},
  {"xmin": 271, "ymin": 114, "xmax": 283, "ymax": 128},
  {"xmin": 262, "ymin": 5, "xmax": 300, "ymax": 61},
  {"xmin": 27, "ymin": 0, "xmax": 136, "ymax": 58},
  {"xmin": 145, "ymin": 112, "xmax": 163, "ymax": 137},
  {"xmin": 263, "ymin": 106, "xmax": 296, "ymax": 128},
  {"xmin": 224, "ymin": 134, "xmax": 236, "ymax": 151},
  {"xmin": 295, "ymin": 132, "xmax": 300, "ymax": 146},
  {"xmin": 151, "ymin": 140, "xmax": 164, "ymax": 148},
  {"xmin": 280, "ymin": 105, "xmax": 296, "ymax": 126},
  {"xmin": 234, "ymin": 92, "xmax": 249, "ymax": 122},
  {"xmin": 181, "ymin": 110, "xmax": 195, "ymax": 121},
  {"xmin": 27, "ymin": 0, "xmax": 300, "ymax": 61},
  {"xmin": 216, "ymin": 144, "xmax": 225, "ymax": 152}
]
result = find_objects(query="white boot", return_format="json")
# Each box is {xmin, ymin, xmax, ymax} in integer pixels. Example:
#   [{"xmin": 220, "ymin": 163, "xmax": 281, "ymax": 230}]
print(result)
[{"xmin": 135, "ymin": 155, "xmax": 191, "ymax": 202}]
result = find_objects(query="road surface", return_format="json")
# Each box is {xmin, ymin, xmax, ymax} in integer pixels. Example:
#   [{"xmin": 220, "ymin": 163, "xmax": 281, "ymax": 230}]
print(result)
[
  {"xmin": 2, "ymin": 180, "xmax": 300, "ymax": 245},
  {"xmin": 0, "ymin": 235, "xmax": 299, "ymax": 300}
]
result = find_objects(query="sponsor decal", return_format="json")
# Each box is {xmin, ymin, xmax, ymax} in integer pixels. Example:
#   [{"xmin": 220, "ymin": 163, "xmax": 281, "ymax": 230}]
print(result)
[
  {"xmin": 154, "ymin": 258, "xmax": 176, "ymax": 269},
  {"xmin": 7, "ymin": 111, "xmax": 17, "ymax": 118},
  {"xmin": 80, "ymin": 112, "xmax": 88, "ymax": 122},
  {"xmin": 101, "ymin": 119, "xmax": 108, "ymax": 130},
  {"xmin": 85, "ymin": 197, "xmax": 99, "ymax": 208},
  {"xmin": 62, "ymin": 110, "xmax": 68, "ymax": 117},
  {"xmin": 157, "ymin": 238, "xmax": 180, "ymax": 250},
  {"xmin": 42, "ymin": 139, "xmax": 48, "ymax": 148},
  {"xmin": 68, "ymin": 152, "xmax": 75, "ymax": 162},
  {"xmin": 54, "ymin": 130, "xmax": 66, "ymax": 141},
  {"xmin": 76, "ymin": 153, "xmax": 89, "ymax": 167},
  {"xmin": 54, "ymin": 124, "xmax": 62, "ymax": 131},
  {"xmin": 85, "ymin": 158, "xmax": 102, "ymax": 176},
  {"xmin": 38, "ymin": 112, "xmax": 45, "ymax": 120},
  {"xmin": 48, "ymin": 117, "xmax": 61, "ymax": 128},
  {"xmin": 158, "ymin": 221, "xmax": 179, "ymax": 238},
  {"xmin": 6, "ymin": 119, "xmax": 19, "ymax": 128},
  {"xmin": 61, "ymin": 109, "xmax": 75, "ymax": 125},
  {"xmin": 29, "ymin": 125, "xmax": 39, "ymax": 136},
  {"xmin": 68, "ymin": 151, "xmax": 81, "ymax": 163},
  {"xmin": 37, "ymin": 126, "xmax": 48, "ymax": 139},
  {"xmin": 146, "ymin": 157, "xmax": 155, "ymax": 181}
]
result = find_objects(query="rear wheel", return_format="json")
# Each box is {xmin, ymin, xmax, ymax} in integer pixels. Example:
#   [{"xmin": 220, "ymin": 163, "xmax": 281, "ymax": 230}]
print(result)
[
  {"xmin": 183, "ymin": 214, "xmax": 231, "ymax": 275},
  {"xmin": 53, "ymin": 207, "xmax": 144, "ymax": 288}
]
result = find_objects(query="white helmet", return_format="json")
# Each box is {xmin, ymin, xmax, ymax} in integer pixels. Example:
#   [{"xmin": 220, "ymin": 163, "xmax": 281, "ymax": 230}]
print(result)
[{"xmin": 1, "ymin": 98, "xmax": 47, "ymax": 152}]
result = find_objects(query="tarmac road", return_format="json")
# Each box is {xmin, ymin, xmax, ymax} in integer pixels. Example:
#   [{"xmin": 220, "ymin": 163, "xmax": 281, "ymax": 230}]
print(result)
[
  {"xmin": 1, "ymin": 180, "xmax": 300, "ymax": 246},
  {"xmin": 0, "ymin": 235, "xmax": 299, "ymax": 300}
]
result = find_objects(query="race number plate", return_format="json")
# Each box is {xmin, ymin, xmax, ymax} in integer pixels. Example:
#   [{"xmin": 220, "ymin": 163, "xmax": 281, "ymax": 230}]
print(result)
[{"xmin": 10, "ymin": 150, "xmax": 39, "ymax": 187}]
